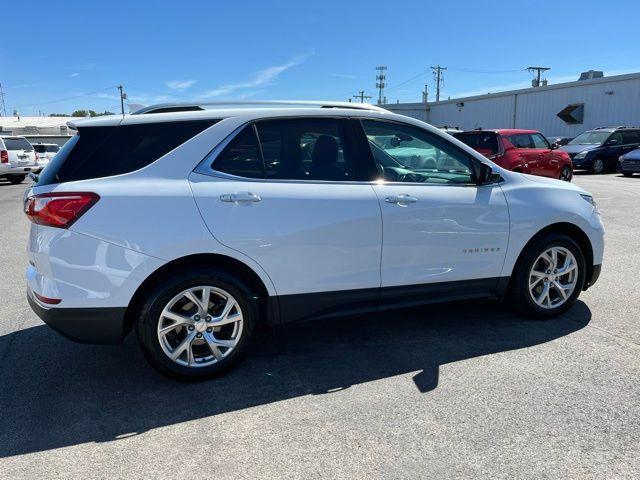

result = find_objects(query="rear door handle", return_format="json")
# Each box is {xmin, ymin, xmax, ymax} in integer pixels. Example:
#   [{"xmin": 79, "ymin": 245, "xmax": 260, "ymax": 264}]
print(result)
[
  {"xmin": 220, "ymin": 192, "xmax": 262, "ymax": 204},
  {"xmin": 385, "ymin": 194, "xmax": 418, "ymax": 206}
]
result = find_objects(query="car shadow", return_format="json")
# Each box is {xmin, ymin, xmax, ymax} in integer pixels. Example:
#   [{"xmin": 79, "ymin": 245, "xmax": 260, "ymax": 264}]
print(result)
[{"xmin": 0, "ymin": 299, "xmax": 591, "ymax": 458}]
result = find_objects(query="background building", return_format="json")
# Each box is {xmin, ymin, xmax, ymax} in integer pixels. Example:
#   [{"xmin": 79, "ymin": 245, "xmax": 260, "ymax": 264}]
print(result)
[
  {"xmin": 0, "ymin": 116, "xmax": 81, "ymax": 145},
  {"xmin": 383, "ymin": 72, "xmax": 640, "ymax": 137}
]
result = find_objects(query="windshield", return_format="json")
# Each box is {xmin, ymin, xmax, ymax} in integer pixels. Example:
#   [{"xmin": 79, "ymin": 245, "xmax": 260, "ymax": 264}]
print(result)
[{"xmin": 568, "ymin": 131, "xmax": 611, "ymax": 145}]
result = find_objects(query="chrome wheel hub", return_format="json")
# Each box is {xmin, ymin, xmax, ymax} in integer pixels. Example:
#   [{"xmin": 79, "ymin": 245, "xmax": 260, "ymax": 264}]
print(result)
[
  {"xmin": 528, "ymin": 247, "xmax": 578, "ymax": 309},
  {"xmin": 157, "ymin": 286, "xmax": 243, "ymax": 367}
]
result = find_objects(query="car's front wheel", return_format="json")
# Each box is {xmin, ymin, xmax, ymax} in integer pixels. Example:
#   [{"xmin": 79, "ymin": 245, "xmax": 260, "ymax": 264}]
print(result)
[
  {"xmin": 559, "ymin": 166, "xmax": 572, "ymax": 182},
  {"xmin": 591, "ymin": 158, "xmax": 605, "ymax": 174},
  {"xmin": 510, "ymin": 233, "xmax": 586, "ymax": 318},
  {"xmin": 622, "ymin": 172, "xmax": 633, "ymax": 177},
  {"xmin": 136, "ymin": 268, "xmax": 258, "ymax": 381}
]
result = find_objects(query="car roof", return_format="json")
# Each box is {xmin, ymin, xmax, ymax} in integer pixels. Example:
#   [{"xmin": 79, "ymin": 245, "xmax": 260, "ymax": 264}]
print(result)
[
  {"xmin": 67, "ymin": 101, "xmax": 390, "ymax": 129},
  {"xmin": 494, "ymin": 129, "xmax": 540, "ymax": 135}
]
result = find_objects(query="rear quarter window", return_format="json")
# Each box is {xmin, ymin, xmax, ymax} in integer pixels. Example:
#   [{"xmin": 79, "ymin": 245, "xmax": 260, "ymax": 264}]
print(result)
[
  {"xmin": 2, "ymin": 137, "xmax": 33, "ymax": 151},
  {"xmin": 36, "ymin": 120, "xmax": 218, "ymax": 186}
]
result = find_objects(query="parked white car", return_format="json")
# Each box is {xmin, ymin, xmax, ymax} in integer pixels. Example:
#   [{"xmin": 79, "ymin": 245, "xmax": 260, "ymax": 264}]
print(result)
[
  {"xmin": 25, "ymin": 101, "xmax": 604, "ymax": 380},
  {"xmin": 31, "ymin": 143, "xmax": 61, "ymax": 172},
  {"xmin": 1, "ymin": 136, "xmax": 38, "ymax": 184}
]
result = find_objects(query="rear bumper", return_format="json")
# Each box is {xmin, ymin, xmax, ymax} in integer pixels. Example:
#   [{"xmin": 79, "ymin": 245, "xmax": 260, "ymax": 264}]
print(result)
[{"xmin": 28, "ymin": 291, "xmax": 126, "ymax": 344}]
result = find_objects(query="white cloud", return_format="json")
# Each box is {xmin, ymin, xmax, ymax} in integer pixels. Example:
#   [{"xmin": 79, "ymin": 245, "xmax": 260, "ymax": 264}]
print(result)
[
  {"xmin": 165, "ymin": 79, "xmax": 197, "ymax": 90},
  {"xmin": 70, "ymin": 72, "xmax": 80, "ymax": 78},
  {"xmin": 204, "ymin": 52, "xmax": 312, "ymax": 98},
  {"xmin": 329, "ymin": 73, "xmax": 356, "ymax": 79}
]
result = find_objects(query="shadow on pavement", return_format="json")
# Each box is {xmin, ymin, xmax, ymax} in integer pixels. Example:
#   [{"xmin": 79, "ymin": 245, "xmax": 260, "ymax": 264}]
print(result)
[{"xmin": 0, "ymin": 299, "xmax": 591, "ymax": 458}]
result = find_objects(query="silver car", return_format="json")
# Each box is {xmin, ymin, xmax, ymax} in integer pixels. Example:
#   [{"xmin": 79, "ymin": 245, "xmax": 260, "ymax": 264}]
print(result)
[
  {"xmin": 0, "ymin": 136, "xmax": 37, "ymax": 184},
  {"xmin": 32, "ymin": 143, "xmax": 61, "ymax": 172}
]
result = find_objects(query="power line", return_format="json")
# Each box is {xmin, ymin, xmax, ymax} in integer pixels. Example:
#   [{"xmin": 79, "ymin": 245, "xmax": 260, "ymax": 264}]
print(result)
[
  {"xmin": 375, "ymin": 66, "xmax": 387, "ymax": 105},
  {"xmin": 448, "ymin": 66, "xmax": 526, "ymax": 74},
  {"xmin": 9, "ymin": 86, "xmax": 118, "ymax": 109},
  {"xmin": 352, "ymin": 90, "xmax": 372, "ymax": 103},
  {"xmin": 431, "ymin": 65, "xmax": 447, "ymax": 102}
]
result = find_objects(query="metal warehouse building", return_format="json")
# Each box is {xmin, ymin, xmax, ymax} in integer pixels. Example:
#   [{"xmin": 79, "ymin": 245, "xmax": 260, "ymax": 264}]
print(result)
[{"xmin": 383, "ymin": 72, "xmax": 640, "ymax": 138}]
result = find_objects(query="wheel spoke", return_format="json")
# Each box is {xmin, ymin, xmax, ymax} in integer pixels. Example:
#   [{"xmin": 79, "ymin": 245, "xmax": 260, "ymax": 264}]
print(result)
[
  {"xmin": 183, "ymin": 290, "xmax": 204, "ymax": 313},
  {"xmin": 529, "ymin": 270, "xmax": 545, "ymax": 288},
  {"xmin": 201, "ymin": 287, "xmax": 211, "ymax": 315},
  {"xmin": 536, "ymin": 282, "xmax": 550, "ymax": 307},
  {"xmin": 159, "ymin": 311, "xmax": 193, "ymax": 333},
  {"xmin": 552, "ymin": 281, "xmax": 569, "ymax": 300},
  {"xmin": 204, "ymin": 332, "xmax": 224, "ymax": 360},
  {"xmin": 541, "ymin": 251, "xmax": 555, "ymax": 269},
  {"xmin": 170, "ymin": 332, "xmax": 196, "ymax": 361},
  {"xmin": 213, "ymin": 298, "xmax": 242, "ymax": 326}
]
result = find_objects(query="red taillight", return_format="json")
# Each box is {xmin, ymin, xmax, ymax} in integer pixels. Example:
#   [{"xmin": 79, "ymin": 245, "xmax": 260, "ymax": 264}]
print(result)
[
  {"xmin": 24, "ymin": 192, "xmax": 99, "ymax": 228},
  {"xmin": 34, "ymin": 291, "xmax": 62, "ymax": 305},
  {"xmin": 35, "ymin": 152, "xmax": 39, "ymax": 161},
  {"xmin": 0, "ymin": 150, "xmax": 8, "ymax": 163}
]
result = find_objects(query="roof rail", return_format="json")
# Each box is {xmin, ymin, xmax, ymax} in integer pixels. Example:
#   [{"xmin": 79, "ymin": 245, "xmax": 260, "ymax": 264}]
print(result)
[
  {"xmin": 594, "ymin": 125, "xmax": 639, "ymax": 130},
  {"xmin": 131, "ymin": 100, "xmax": 387, "ymax": 115}
]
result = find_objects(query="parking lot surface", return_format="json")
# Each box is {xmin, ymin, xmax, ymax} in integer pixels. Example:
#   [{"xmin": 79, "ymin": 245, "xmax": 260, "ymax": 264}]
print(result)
[{"xmin": 0, "ymin": 174, "xmax": 638, "ymax": 479}]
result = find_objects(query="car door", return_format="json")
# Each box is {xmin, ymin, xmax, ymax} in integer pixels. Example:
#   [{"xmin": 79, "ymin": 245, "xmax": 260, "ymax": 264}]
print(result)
[
  {"xmin": 506, "ymin": 133, "xmax": 537, "ymax": 174},
  {"xmin": 604, "ymin": 131, "xmax": 624, "ymax": 166},
  {"xmin": 189, "ymin": 117, "xmax": 382, "ymax": 321},
  {"xmin": 530, "ymin": 132, "xmax": 556, "ymax": 177},
  {"xmin": 621, "ymin": 130, "xmax": 640, "ymax": 158},
  {"xmin": 358, "ymin": 119, "xmax": 509, "ymax": 306}
]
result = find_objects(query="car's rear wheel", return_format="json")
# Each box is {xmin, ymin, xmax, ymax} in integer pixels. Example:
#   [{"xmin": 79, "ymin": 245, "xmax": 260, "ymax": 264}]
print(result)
[
  {"xmin": 591, "ymin": 158, "xmax": 604, "ymax": 174},
  {"xmin": 622, "ymin": 172, "xmax": 633, "ymax": 177},
  {"xmin": 510, "ymin": 233, "xmax": 586, "ymax": 318},
  {"xmin": 135, "ymin": 268, "xmax": 258, "ymax": 381},
  {"xmin": 559, "ymin": 166, "xmax": 572, "ymax": 182},
  {"xmin": 8, "ymin": 174, "xmax": 26, "ymax": 184}
]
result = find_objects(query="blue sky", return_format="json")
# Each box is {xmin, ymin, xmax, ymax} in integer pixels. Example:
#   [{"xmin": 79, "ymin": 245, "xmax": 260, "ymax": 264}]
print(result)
[{"xmin": 2, "ymin": 0, "xmax": 639, "ymax": 115}]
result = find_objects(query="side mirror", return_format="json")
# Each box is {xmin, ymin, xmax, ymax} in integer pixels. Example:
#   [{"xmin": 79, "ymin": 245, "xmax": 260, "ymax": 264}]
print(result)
[
  {"xmin": 607, "ymin": 139, "xmax": 619, "ymax": 146},
  {"xmin": 390, "ymin": 136, "xmax": 401, "ymax": 148},
  {"xmin": 475, "ymin": 162, "xmax": 500, "ymax": 185},
  {"xmin": 551, "ymin": 143, "xmax": 559, "ymax": 150}
]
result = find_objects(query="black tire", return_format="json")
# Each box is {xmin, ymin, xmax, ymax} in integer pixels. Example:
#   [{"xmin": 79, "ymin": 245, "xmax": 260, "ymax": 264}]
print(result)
[
  {"xmin": 622, "ymin": 172, "xmax": 633, "ymax": 177},
  {"xmin": 559, "ymin": 166, "xmax": 572, "ymax": 182},
  {"xmin": 509, "ymin": 233, "xmax": 586, "ymax": 319},
  {"xmin": 591, "ymin": 158, "xmax": 605, "ymax": 174},
  {"xmin": 135, "ymin": 268, "xmax": 259, "ymax": 381},
  {"xmin": 8, "ymin": 174, "xmax": 26, "ymax": 184}
]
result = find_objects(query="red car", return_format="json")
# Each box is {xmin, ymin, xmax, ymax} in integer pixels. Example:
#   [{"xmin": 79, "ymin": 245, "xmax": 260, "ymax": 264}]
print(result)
[{"xmin": 454, "ymin": 129, "xmax": 573, "ymax": 181}]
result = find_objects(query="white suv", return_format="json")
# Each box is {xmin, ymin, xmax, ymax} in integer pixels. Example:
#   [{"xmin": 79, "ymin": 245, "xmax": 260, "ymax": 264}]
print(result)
[
  {"xmin": 1, "ymin": 136, "xmax": 38, "ymax": 184},
  {"xmin": 25, "ymin": 101, "xmax": 604, "ymax": 381}
]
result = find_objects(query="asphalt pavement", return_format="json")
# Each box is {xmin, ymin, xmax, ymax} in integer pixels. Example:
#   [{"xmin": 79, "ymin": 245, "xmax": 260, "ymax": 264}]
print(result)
[{"xmin": 0, "ymin": 173, "xmax": 638, "ymax": 479}]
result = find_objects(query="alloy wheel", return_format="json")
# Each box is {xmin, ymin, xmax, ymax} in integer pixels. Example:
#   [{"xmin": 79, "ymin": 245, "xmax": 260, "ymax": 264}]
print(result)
[
  {"xmin": 559, "ymin": 167, "xmax": 572, "ymax": 181},
  {"xmin": 592, "ymin": 158, "xmax": 604, "ymax": 174},
  {"xmin": 528, "ymin": 247, "xmax": 579, "ymax": 309},
  {"xmin": 157, "ymin": 286, "xmax": 244, "ymax": 367}
]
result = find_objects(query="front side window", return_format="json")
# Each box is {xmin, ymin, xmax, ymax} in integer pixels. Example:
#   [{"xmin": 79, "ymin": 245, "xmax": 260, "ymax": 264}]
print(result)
[
  {"xmin": 361, "ymin": 120, "xmax": 474, "ymax": 184},
  {"xmin": 531, "ymin": 133, "xmax": 550, "ymax": 149},
  {"xmin": 568, "ymin": 131, "xmax": 611, "ymax": 145}
]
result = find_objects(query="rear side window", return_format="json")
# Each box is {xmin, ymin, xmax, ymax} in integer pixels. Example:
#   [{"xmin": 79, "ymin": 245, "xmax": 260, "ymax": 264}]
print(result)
[
  {"xmin": 621, "ymin": 130, "xmax": 640, "ymax": 144},
  {"xmin": 3, "ymin": 137, "xmax": 33, "ymax": 151},
  {"xmin": 213, "ymin": 118, "xmax": 362, "ymax": 181},
  {"xmin": 453, "ymin": 132, "xmax": 499, "ymax": 155},
  {"xmin": 36, "ymin": 120, "xmax": 217, "ymax": 186}
]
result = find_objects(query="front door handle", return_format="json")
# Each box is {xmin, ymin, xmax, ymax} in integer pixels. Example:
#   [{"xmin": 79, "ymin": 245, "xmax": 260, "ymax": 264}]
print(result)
[
  {"xmin": 385, "ymin": 194, "xmax": 418, "ymax": 206},
  {"xmin": 220, "ymin": 192, "xmax": 262, "ymax": 204}
]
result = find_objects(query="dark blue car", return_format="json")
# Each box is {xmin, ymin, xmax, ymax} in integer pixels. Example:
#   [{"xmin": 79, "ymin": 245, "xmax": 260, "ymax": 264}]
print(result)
[
  {"xmin": 618, "ymin": 147, "xmax": 640, "ymax": 176},
  {"xmin": 561, "ymin": 127, "xmax": 640, "ymax": 174}
]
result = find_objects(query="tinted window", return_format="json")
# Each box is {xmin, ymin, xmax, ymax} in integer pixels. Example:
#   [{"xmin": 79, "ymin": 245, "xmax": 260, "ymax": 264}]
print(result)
[
  {"xmin": 609, "ymin": 132, "xmax": 623, "ymax": 144},
  {"xmin": 3, "ymin": 137, "xmax": 33, "ymax": 151},
  {"xmin": 621, "ymin": 130, "xmax": 640, "ymax": 144},
  {"xmin": 213, "ymin": 125, "xmax": 263, "ymax": 178},
  {"xmin": 362, "ymin": 120, "xmax": 474, "ymax": 184},
  {"xmin": 506, "ymin": 134, "xmax": 534, "ymax": 149},
  {"xmin": 256, "ymin": 118, "xmax": 356, "ymax": 181},
  {"xmin": 568, "ymin": 131, "xmax": 611, "ymax": 145},
  {"xmin": 36, "ymin": 120, "xmax": 216, "ymax": 186},
  {"xmin": 453, "ymin": 132, "xmax": 499, "ymax": 155},
  {"xmin": 531, "ymin": 133, "xmax": 550, "ymax": 149}
]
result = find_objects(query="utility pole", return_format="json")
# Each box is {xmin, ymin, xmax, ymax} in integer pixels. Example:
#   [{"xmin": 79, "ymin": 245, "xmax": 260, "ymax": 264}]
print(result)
[
  {"xmin": 375, "ymin": 66, "xmax": 387, "ymax": 105},
  {"xmin": 117, "ymin": 85, "xmax": 127, "ymax": 115},
  {"xmin": 527, "ymin": 66, "xmax": 550, "ymax": 87},
  {"xmin": 352, "ymin": 90, "xmax": 372, "ymax": 103},
  {"xmin": 422, "ymin": 84, "xmax": 429, "ymax": 104},
  {"xmin": 0, "ymin": 83, "xmax": 6, "ymax": 117},
  {"xmin": 431, "ymin": 65, "xmax": 446, "ymax": 102}
]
